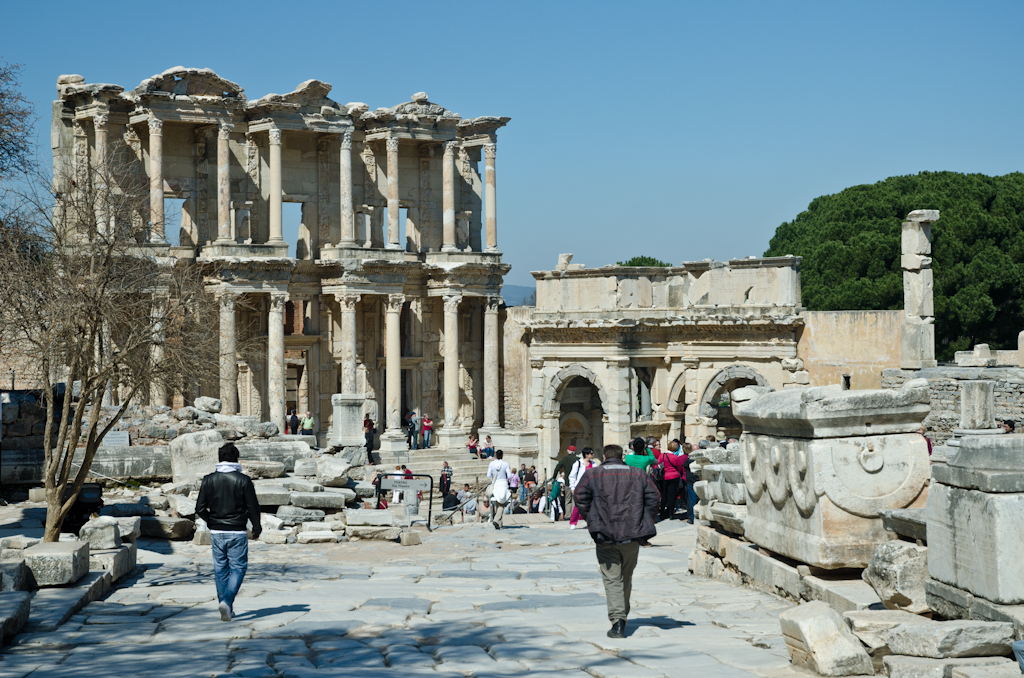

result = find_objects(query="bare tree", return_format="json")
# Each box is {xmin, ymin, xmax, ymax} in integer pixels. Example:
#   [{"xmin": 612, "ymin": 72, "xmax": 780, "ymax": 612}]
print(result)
[
  {"xmin": 0, "ymin": 59, "xmax": 34, "ymax": 179},
  {"xmin": 0, "ymin": 141, "xmax": 221, "ymax": 541}
]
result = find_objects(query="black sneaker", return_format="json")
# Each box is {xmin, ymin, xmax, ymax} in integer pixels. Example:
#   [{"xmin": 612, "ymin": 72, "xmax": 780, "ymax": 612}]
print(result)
[{"xmin": 607, "ymin": 620, "xmax": 626, "ymax": 638}]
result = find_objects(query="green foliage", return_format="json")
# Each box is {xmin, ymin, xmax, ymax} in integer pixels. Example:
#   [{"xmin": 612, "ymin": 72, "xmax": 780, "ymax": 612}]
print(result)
[
  {"xmin": 617, "ymin": 256, "xmax": 671, "ymax": 267},
  {"xmin": 765, "ymin": 171, "xmax": 1024, "ymax": 361}
]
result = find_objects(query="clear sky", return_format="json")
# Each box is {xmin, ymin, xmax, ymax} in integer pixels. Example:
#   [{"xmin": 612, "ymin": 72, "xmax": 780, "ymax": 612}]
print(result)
[{"xmin": 5, "ymin": 1, "xmax": 1023, "ymax": 286}]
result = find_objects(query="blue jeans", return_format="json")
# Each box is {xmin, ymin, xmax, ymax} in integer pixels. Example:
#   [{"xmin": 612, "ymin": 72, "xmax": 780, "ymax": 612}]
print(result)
[
  {"xmin": 1013, "ymin": 640, "xmax": 1024, "ymax": 672},
  {"xmin": 518, "ymin": 484, "xmax": 528, "ymax": 504},
  {"xmin": 423, "ymin": 430, "xmax": 431, "ymax": 448},
  {"xmin": 685, "ymin": 483, "xmax": 698, "ymax": 523},
  {"xmin": 211, "ymin": 532, "xmax": 248, "ymax": 611}
]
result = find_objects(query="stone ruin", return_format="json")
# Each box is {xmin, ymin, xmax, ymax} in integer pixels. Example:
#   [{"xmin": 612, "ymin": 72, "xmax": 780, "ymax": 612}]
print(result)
[{"xmin": 732, "ymin": 380, "xmax": 931, "ymax": 569}]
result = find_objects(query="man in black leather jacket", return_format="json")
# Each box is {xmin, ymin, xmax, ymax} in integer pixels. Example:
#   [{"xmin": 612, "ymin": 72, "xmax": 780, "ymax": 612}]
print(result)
[
  {"xmin": 195, "ymin": 443, "xmax": 261, "ymax": 621},
  {"xmin": 575, "ymin": 443, "xmax": 660, "ymax": 639}
]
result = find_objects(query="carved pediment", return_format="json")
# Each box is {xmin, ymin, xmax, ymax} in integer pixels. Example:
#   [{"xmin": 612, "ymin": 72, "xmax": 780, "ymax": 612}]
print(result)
[
  {"xmin": 250, "ymin": 80, "xmax": 340, "ymax": 111},
  {"xmin": 134, "ymin": 67, "xmax": 244, "ymax": 100}
]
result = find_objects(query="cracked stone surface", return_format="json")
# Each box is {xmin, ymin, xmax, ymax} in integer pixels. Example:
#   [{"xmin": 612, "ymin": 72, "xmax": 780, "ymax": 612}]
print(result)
[{"xmin": 0, "ymin": 520, "xmax": 812, "ymax": 677}]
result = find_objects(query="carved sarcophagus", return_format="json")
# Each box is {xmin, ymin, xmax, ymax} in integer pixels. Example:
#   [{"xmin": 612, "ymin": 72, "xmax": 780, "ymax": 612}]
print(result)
[{"xmin": 732, "ymin": 380, "xmax": 931, "ymax": 569}]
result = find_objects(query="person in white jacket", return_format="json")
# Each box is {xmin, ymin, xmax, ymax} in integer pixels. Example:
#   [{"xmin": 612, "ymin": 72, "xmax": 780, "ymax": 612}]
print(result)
[
  {"xmin": 487, "ymin": 450, "xmax": 512, "ymax": 530},
  {"xmin": 568, "ymin": 447, "xmax": 596, "ymax": 529}
]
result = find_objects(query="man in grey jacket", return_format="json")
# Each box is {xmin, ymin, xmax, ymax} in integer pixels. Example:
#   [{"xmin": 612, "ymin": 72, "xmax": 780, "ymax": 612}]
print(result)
[{"xmin": 574, "ymin": 443, "xmax": 660, "ymax": 638}]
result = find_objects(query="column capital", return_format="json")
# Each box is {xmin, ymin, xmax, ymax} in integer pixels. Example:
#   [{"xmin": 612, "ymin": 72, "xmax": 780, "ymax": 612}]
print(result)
[
  {"xmin": 341, "ymin": 130, "xmax": 353, "ymax": 150},
  {"xmin": 386, "ymin": 293, "xmax": 405, "ymax": 312},
  {"xmin": 148, "ymin": 116, "xmax": 163, "ymax": 136},
  {"xmin": 268, "ymin": 127, "xmax": 282, "ymax": 144},
  {"xmin": 216, "ymin": 289, "xmax": 239, "ymax": 305},
  {"xmin": 484, "ymin": 143, "xmax": 496, "ymax": 159},
  {"xmin": 443, "ymin": 294, "xmax": 463, "ymax": 314},
  {"xmin": 443, "ymin": 140, "xmax": 458, "ymax": 156},
  {"xmin": 269, "ymin": 291, "xmax": 289, "ymax": 311},
  {"xmin": 93, "ymin": 114, "xmax": 108, "ymax": 131},
  {"xmin": 335, "ymin": 293, "xmax": 360, "ymax": 310},
  {"xmin": 485, "ymin": 296, "xmax": 502, "ymax": 313},
  {"xmin": 218, "ymin": 121, "xmax": 233, "ymax": 140},
  {"xmin": 386, "ymin": 136, "xmax": 400, "ymax": 153}
]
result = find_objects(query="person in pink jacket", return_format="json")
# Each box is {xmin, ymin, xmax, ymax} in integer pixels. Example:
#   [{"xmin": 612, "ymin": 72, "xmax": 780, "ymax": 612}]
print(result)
[{"xmin": 658, "ymin": 440, "xmax": 688, "ymax": 521}]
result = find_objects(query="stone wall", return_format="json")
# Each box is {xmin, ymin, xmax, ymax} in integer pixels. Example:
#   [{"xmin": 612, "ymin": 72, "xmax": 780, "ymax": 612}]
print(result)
[
  {"xmin": 882, "ymin": 367, "xmax": 1024, "ymax": 444},
  {"xmin": 798, "ymin": 310, "xmax": 904, "ymax": 389},
  {"xmin": 502, "ymin": 306, "xmax": 531, "ymax": 430}
]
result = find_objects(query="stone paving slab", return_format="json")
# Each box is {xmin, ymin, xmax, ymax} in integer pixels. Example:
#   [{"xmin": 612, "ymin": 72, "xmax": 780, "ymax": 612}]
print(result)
[{"xmin": 0, "ymin": 519, "xmax": 810, "ymax": 678}]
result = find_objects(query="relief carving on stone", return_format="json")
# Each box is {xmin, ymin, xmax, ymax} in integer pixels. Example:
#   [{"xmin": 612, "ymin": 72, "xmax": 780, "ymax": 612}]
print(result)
[
  {"xmin": 244, "ymin": 133, "xmax": 260, "ymax": 239},
  {"xmin": 317, "ymin": 136, "xmax": 331, "ymax": 246},
  {"xmin": 147, "ymin": 117, "xmax": 163, "ymax": 136},
  {"xmin": 268, "ymin": 128, "xmax": 282, "ymax": 144},
  {"xmin": 194, "ymin": 129, "xmax": 209, "ymax": 243}
]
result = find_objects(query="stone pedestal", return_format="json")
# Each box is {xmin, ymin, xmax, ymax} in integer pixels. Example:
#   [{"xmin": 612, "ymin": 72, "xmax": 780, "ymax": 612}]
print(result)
[
  {"xmin": 437, "ymin": 427, "xmax": 468, "ymax": 452},
  {"xmin": 378, "ymin": 430, "xmax": 409, "ymax": 454},
  {"xmin": 733, "ymin": 379, "xmax": 931, "ymax": 569},
  {"xmin": 960, "ymin": 380, "xmax": 995, "ymax": 430},
  {"xmin": 928, "ymin": 434, "xmax": 1024, "ymax": 605},
  {"xmin": 330, "ymin": 393, "xmax": 365, "ymax": 447}
]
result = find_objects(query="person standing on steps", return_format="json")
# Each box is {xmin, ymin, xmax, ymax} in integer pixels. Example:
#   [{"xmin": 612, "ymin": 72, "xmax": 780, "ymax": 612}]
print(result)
[
  {"xmin": 288, "ymin": 409, "xmax": 300, "ymax": 436},
  {"xmin": 421, "ymin": 415, "xmax": 433, "ymax": 449},
  {"xmin": 575, "ymin": 443, "xmax": 660, "ymax": 639},
  {"xmin": 439, "ymin": 461, "xmax": 453, "ymax": 497},
  {"xmin": 195, "ymin": 443, "xmax": 262, "ymax": 622},
  {"xmin": 300, "ymin": 411, "xmax": 315, "ymax": 436},
  {"xmin": 363, "ymin": 415, "xmax": 376, "ymax": 465}
]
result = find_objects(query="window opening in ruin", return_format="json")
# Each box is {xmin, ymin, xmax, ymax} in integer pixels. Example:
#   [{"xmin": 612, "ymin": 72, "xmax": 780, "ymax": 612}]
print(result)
[
  {"xmin": 558, "ymin": 376, "xmax": 604, "ymax": 456},
  {"xmin": 282, "ymin": 203, "xmax": 302, "ymax": 257},
  {"xmin": 163, "ymin": 198, "xmax": 186, "ymax": 247},
  {"xmin": 286, "ymin": 365, "xmax": 301, "ymax": 417},
  {"xmin": 713, "ymin": 378, "xmax": 758, "ymax": 439}
]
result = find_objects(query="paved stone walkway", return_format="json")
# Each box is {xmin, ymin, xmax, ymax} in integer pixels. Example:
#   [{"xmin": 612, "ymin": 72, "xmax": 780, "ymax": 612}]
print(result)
[{"xmin": 0, "ymin": 519, "xmax": 813, "ymax": 678}]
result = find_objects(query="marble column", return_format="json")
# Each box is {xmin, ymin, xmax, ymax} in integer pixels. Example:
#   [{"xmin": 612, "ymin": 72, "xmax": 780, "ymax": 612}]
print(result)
[
  {"xmin": 93, "ymin": 114, "xmax": 109, "ymax": 236},
  {"xmin": 339, "ymin": 130, "xmax": 355, "ymax": 246},
  {"xmin": 148, "ymin": 117, "xmax": 165, "ymax": 243},
  {"xmin": 385, "ymin": 294, "xmax": 404, "ymax": 430},
  {"xmin": 442, "ymin": 141, "xmax": 457, "ymax": 252},
  {"xmin": 218, "ymin": 291, "xmax": 238, "ymax": 414},
  {"xmin": 337, "ymin": 293, "xmax": 360, "ymax": 393},
  {"xmin": 268, "ymin": 291, "xmax": 288, "ymax": 427},
  {"xmin": 268, "ymin": 128, "xmax": 284, "ymax": 243},
  {"xmin": 216, "ymin": 122, "xmax": 233, "ymax": 242},
  {"xmin": 443, "ymin": 294, "xmax": 462, "ymax": 427},
  {"xmin": 386, "ymin": 137, "xmax": 401, "ymax": 249},
  {"xmin": 483, "ymin": 296, "xmax": 501, "ymax": 427},
  {"xmin": 484, "ymin": 143, "xmax": 498, "ymax": 252}
]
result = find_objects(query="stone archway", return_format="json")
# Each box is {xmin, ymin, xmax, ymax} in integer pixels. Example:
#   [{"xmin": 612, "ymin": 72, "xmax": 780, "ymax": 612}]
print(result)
[
  {"xmin": 698, "ymin": 365, "xmax": 769, "ymax": 438},
  {"xmin": 559, "ymin": 412, "xmax": 592, "ymax": 454},
  {"xmin": 542, "ymin": 364, "xmax": 609, "ymax": 415}
]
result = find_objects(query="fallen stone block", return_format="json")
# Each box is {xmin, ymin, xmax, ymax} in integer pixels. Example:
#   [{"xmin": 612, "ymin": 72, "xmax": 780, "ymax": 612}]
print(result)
[
  {"xmin": 24, "ymin": 541, "xmax": 89, "ymax": 587},
  {"xmin": 347, "ymin": 526, "xmax": 401, "ymax": 541},
  {"xmin": 261, "ymin": 513, "xmax": 284, "ymax": 531},
  {"xmin": 322, "ymin": 487, "xmax": 358, "ymax": 502},
  {"xmin": 79, "ymin": 517, "xmax": 121, "ymax": 550},
  {"xmin": 192, "ymin": 530, "xmax": 211, "ymax": 546},
  {"xmin": 886, "ymin": 620, "xmax": 1014, "ymax": 658},
  {"xmin": 296, "ymin": 532, "xmax": 340, "ymax": 544},
  {"xmin": 167, "ymin": 493, "xmax": 197, "ymax": 518},
  {"xmin": 0, "ymin": 536, "xmax": 40, "ymax": 550},
  {"xmin": 89, "ymin": 543, "xmax": 136, "ymax": 582},
  {"xmin": 879, "ymin": 508, "xmax": 928, "ymax": 543},
  {"xmin": 300, "ymin": 521, "xmax": 345, "ymax": 533},
  {"xmin": 100, "ymin": 502, "xmax": 156, "ymax": 518},
  {"xmin": 289, "ymin": 492, "xmax": 350, "ymax": 510},
  {"xmin": 25, "ymin": 570, "xmax": 111, "ymax": 632},
  {"xmin": 689, "ymin": 547, "xmax": 725, "ymax": 579},
  {"xmin": 0, "ymin": 591, "xmax": 31, "ymax": 641},
  {"xmin": 293, "ymin": 459, "xmax": 318, "ymax": 476},
  {"xmin": 925, "ymin": 579, "xmax": 973, "ymax": 620},
  {"xmin": 950, "ymin": 661, "xmax": 1022, "ymax": 678},
  {"xmin": 708, "ymin": 502, "xmax": 747, "ymax": 536},
  {"xmin": 282, "ymin": 479, "xmax": 323, "ymax": 493},
  {"xmin": 316, "ymin": 457, "xmax": 352, "ymax": 488},
  {"xmin": 260, "ymin": 530, "xmax": 295, "ymax": 545},
  {"xmin": 779, "ymin": 600, "xmax": 874, "ymax": 676},
  {"xmin": 276, "ymin": 506, "xmax": 325, "ymax": 526},
  {"xmin": 400, "ymin": 531, "xmax": 422, "ymax": 546},
  {"xmin": 256, "ymin": 486, "xmax": 292, "ymax": 506},
  {"xmin": 27, "ymin": 487, "xmax": 46, "ymax": 502},
  {"xmin": 0, "ymin": 559, "xmax": 29, "ymax": 592},
  {"xmin": 844, "ymin": 609, "xmax": 926, "ymax": 672},
  {"xmin": 194, "ymin": 396, "xmax": 222, "ymax": 413},
  {"xmin": 139, "ymin": 494, "xmax": 169, "ymax": 510},
  {"xmin": 345, "ymin": 509, "xmax": 394, "ymax": 527},
  {"xmin": 352, "ymin": 481, "xmax": 376, "ymax": 499},
  {"xmin": 883, "ymin": 655, "xmax": 1014, "ymax": 678},
  {"xmin": 160, "ymin": 481, "xmax": 194, "ymax": 496},
  {"xmin": 802, "ymin": 575, "xmax": 883, "ymax": 614},
  {"xmin": 863, "ymin": 541, "xmax": 930, "ymax": 614},
  {"xmin": 734, "ymin": 544, "xmax": 801, "ymax": 600},
  {"xmin": 114, "ymin": 517, "xmax": 142, "ymax": 542},
  {"xmin": 241, "ymin": 460, "xmax": 286, "ymax": 479},
  {"xmin": 140, "ymin": 516, "xmax": 195, "ymax": 541}
]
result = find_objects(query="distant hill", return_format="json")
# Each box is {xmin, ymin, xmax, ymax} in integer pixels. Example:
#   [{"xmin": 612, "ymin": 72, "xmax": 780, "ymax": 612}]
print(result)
[
  {"xmin": 764, "ymin": 171, "xmax": 1024, "ymax": 361},
  {"xmin": 502, "ymin": 285, "xmax": 536, "ymax": 307}
]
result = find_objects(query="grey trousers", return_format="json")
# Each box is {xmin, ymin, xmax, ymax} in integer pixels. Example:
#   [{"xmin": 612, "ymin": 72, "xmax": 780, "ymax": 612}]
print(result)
[
  {"xmin": 490, "ymin": 501, "xmax": 506, "ymax": 526},
  {"xmin": 596, "ymin": 540, "xmax": 640, "ymax": 623}
]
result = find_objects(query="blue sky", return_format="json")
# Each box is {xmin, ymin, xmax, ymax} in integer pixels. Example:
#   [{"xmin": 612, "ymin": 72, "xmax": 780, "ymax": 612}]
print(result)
[{"xmin": 5, "ymin": 1, "xmax": 1023, "ymax": 286}]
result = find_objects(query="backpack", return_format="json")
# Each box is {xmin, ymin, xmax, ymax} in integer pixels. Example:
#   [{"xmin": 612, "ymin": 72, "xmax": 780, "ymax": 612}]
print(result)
[{"xmin": 651, "ymin": 459, "xmax": 666, "ymax": 483}]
